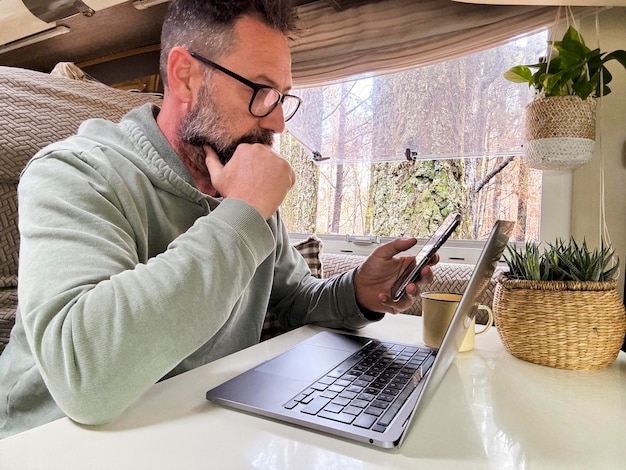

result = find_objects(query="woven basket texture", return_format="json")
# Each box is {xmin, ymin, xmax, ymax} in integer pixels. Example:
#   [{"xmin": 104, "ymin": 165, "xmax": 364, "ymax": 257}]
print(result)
[
  {"xmin": 523, "ymin": 96, "xmax": 597, "ymax": 171},
  {"xmin": 525, "ymin": 96, "xmax": 596, "ymax": 140},
  {"xmin": 493, "ymin": 277, "xmax": 626, "ymax": 370}
]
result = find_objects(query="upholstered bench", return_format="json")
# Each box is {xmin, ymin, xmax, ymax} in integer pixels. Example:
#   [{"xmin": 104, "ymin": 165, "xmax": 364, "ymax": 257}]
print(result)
[{"xmin": 0, "ymin": 65, "xmax": 161, "ymax": 354}]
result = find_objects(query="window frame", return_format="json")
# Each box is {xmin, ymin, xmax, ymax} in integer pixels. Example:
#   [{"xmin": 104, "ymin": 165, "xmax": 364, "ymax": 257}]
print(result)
[
  {"xmin": 288, "ymin": 166, "xmax": 572, "ymax": 263},
  {"xmin": 285, "ymin": 27, "xmax": 574, "ymax": 261}
]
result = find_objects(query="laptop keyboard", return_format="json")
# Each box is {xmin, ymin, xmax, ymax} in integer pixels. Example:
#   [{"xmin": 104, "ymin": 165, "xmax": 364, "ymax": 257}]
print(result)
[{"xmin": 283, "ymin": 339, "xmax": 435, "ymax": 433}]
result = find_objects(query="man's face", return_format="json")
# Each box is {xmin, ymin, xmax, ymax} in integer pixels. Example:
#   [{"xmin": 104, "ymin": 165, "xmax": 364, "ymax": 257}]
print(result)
[
  {"xmin": 179, "ymin": 78, "xmax": 273, "ymax": 165},
  {"xmin": 178, "ymin": 16, "xmax": 293, "ymax": 167}
]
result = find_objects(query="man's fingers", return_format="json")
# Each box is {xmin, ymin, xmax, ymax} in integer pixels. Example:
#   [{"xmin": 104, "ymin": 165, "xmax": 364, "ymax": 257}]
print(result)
[
  {"xmin": 204, "ymin": 145, "xmax": 226, "ymax": 196},
  {"xmin": 428, "ymin": 253, "xmax": 440, "ymax": 266},
  {"xmin": 203, "ymin": 146, "xmax": 223, "ymax": 175}
]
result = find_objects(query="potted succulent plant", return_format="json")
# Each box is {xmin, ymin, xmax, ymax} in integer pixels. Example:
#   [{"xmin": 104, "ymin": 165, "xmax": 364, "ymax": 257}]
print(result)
[
  {"xmin": 504, "ymin": 26, "xmax": 626, "ymax": 170},
  {"xmin": 493, "ymin": 237, "xmax": 626, "ymax": 370}
]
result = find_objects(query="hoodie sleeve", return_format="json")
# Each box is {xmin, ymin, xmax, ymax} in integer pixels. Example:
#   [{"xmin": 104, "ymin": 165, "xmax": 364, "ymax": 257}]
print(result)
[
  {"xmin": 17, "ymin": 146, "xmax": 275, "ymax": 426},
  {"xmin": 267, "ymin": 213, "xmax": 385, "ymax": 332}
]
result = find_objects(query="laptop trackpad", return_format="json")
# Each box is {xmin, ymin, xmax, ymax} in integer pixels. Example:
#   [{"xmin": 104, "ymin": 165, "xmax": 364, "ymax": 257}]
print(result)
[
  {"xmin": 207, "ymin": 333, "xmax": 370, "ymax": 408},
  {"xmin": 255, "ymin": 343, "xmax": 353, "ymax": 382}
]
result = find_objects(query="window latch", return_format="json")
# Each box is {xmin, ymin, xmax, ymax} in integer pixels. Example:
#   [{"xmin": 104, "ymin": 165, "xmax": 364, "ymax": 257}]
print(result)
[{"xmin": 345, "ymin": 235, "xmax": 380, "ymax": 246}]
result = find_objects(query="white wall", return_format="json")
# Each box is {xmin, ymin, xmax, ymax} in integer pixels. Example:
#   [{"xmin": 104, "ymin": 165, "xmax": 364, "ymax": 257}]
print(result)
[{"xmin": 572, "ymin": 8, "xmax": 626, "ymax": 297}]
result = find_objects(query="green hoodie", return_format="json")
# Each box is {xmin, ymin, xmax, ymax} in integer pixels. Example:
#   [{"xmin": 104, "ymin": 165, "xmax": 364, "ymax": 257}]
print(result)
[{"xmin": 0, "ymin": 104, "xmax": 381, "ymax": 439}]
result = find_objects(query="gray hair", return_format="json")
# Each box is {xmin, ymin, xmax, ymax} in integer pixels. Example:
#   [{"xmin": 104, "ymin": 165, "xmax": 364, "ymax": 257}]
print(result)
[{"xmin": 159, "ymin": 0, "xmax": 299, "ymax": 86}]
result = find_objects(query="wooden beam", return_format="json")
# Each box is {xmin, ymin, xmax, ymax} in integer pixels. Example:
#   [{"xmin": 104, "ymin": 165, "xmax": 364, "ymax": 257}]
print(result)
[
  {"xmin": 76, "ymin": 44, "xmax": 161, "ymax": 68},
  {"xmin": 293, "ymin": 0, "xmax": 345, "ymax": 10},
  {"xmin": 325, "ymin": 0, "xmax": 345, "ymax": 10}
]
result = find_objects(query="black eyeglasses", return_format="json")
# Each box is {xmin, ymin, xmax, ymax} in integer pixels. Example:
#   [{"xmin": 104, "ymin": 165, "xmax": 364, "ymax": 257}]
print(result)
[{"xmin": 190, "ymin": 51, "xmax": 302, "ymax": 122}]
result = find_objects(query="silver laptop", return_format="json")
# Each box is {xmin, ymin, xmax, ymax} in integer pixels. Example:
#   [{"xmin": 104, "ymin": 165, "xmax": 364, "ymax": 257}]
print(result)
[{"xmin": 206, "ymin": 220, "xmax": 514, "ymax": 448}]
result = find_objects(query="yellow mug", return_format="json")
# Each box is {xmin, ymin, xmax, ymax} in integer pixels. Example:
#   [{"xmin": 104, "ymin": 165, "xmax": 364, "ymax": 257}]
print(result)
[{"xmin": 420, "ymin": 292, "xmax": 493, "ymax": 352}]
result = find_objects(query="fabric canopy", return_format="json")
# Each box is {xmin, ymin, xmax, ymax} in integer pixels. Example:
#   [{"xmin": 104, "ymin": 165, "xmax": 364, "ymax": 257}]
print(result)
[{"xmin": 290, "ymin": 0, "xmax": 598, "ymax": 87}]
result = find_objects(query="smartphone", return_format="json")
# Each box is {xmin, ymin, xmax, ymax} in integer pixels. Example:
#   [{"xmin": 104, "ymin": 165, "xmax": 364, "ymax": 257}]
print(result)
[{"xmin": 391, "ymin": 212, "xmax": 461, "ymax": 302}]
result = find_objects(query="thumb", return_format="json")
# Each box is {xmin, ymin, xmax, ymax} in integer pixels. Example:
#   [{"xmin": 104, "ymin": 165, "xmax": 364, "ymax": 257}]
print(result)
[{"xmin": 372, "ymin": 237, "xmax": 418, "ymax": 260}]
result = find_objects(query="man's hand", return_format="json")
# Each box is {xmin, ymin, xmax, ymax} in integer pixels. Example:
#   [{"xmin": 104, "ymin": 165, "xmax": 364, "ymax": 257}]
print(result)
[
  {"xmin": 204, "ymin": 143, "xmax": 295, "ymax": 219},
  {"xmin": 354, "ymin": 238, "xmax": 439, "ymax": 315}
]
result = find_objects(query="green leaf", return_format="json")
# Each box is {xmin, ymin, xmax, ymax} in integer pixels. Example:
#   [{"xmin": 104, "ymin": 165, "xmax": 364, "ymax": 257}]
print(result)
[
  {"xmin": 504, "ymin": 26, "xmax": 626, "ymax": 99},
  {"xmin": 598, "ymin": 67, "xmax": 614, "ymax": 87},
  {"xmin": 503, "ymin": 66, "xmax": 534, "ymax": 84},
  {"xmin": 503, "ymin": 236, "xmax": 619, "ymax": 282},
  {"xmin": 572, "ymin": 80, "xmax": 595, "ymax": 100},
  {"xmin": 562, "ymin": 25, "xmax": 586, "ymax": 46},
  {"xmin": 555, "ymin": 41, "xmax": 589, "ymax": 66},
  {"xmin": 603, "ymin": 49, "xmax": 626, "ymax": 69}
]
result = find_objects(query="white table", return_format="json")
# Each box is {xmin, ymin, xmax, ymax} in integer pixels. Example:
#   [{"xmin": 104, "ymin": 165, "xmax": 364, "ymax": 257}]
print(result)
[{"xmin": 1, "ymin": 314, "xmax": 624, "ymax": 469}]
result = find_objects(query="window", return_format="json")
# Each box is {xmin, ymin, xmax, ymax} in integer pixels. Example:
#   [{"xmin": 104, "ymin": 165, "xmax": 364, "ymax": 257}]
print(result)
[{"xmin": 278, "ymin": 30, "xmax": 570, "ymax": 258}]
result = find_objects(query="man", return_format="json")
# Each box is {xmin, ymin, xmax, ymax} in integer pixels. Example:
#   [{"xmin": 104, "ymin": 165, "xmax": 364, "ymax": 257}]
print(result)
[{"xmin": 0, "ymin": 0, "xmax": 434, "ymax": 439}]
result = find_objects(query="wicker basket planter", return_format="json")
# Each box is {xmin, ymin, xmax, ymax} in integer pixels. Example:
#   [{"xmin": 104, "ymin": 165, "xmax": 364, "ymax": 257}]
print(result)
[
  {"xmin": 493, "ymin": 276, "xmax": 626, "ymax": 370},
  {"xmin": 523, "ymin": 96, "xmax": 596, "ymax": 171}
]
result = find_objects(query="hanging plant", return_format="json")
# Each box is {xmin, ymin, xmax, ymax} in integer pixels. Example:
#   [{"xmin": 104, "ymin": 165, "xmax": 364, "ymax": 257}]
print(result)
[
  {"xmin": 504, "ymin": 25, "xmax": 626, "ymax": 171},
  {"xmin": 504, "ymin": 26, "xmax": 626, "ymax": 100}
]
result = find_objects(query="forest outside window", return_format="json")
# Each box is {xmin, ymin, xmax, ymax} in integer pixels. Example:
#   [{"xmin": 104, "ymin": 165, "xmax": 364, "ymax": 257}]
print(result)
[{"xmin": 278, "ymin": 29, "xmax": 561, "ymax": 250}]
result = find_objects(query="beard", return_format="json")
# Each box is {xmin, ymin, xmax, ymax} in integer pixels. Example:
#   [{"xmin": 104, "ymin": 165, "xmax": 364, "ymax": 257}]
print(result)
[{"xmin": 179, "ymin": 80, "xmax": 274, "ymax": 167}]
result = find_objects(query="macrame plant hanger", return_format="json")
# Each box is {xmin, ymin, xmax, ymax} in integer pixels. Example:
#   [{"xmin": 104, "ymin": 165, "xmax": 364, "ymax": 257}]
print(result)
[{"xmin": 522, "ymin": 6, "xmax": 597, "ymax": 171}]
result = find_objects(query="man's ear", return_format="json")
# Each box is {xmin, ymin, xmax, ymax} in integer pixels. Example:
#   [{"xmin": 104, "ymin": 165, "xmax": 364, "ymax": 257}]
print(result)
[{"xmin": 166, "ymin": 47, "xmax": 203, "ymax": 105}]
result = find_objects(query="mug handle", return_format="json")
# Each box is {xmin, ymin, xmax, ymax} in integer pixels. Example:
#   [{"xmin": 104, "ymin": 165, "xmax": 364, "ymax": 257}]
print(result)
[{"xmin": 475, "ymin": 305, "xmax": 493, "ymax": 336}]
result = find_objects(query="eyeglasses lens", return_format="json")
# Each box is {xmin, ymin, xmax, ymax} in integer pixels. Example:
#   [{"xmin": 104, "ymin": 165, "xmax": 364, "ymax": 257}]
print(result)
[
  {"xmin": 251, "ymin": 89, "xmax": 300, "ymax": 121},
  {"xmin": 251, "ymin": 89, "xmax": 279, "ymax": 117},
  {"xmin": 282, "ymin": 97, "xmax": 300, "ymax": 121}
]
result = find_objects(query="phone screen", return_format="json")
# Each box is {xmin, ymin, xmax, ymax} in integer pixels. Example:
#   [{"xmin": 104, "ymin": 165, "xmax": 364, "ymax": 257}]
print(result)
[{"xmin": 391, "ymin": 213, "xmax": 461, "ymax": 302}]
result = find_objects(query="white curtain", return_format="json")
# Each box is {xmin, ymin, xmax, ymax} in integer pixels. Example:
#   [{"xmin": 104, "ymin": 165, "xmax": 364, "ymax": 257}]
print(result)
[{"xmin": 290, "ymin": 0, "xmax": 596, "ymax": 87}]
